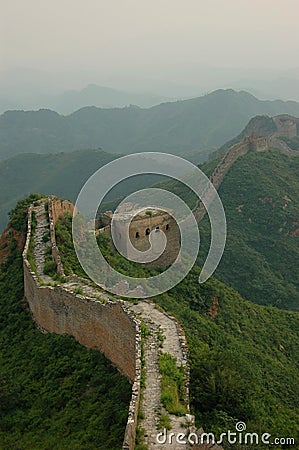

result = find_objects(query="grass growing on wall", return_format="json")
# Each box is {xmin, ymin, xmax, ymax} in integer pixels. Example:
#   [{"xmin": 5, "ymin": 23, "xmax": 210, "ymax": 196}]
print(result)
[{"xmin": 158, "ymin": 353, "xmax": 187, "ymax": 416}]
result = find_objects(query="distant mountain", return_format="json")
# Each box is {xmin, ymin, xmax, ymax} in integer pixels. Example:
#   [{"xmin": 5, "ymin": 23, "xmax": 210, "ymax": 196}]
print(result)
[
  {"xmin": 2, "ymin": 89, "xmax": 299, "ymax": 161},
  {"xmin": 52, "ymin": 84, "xmax": 172, "ymax": 114},
  {"xmin": 0, "ymin": 83, "xmax": 172, "ymax": 115},
  {"xmin": 232, "ymin": 77, "xmax": 299, "ymax": 102}
]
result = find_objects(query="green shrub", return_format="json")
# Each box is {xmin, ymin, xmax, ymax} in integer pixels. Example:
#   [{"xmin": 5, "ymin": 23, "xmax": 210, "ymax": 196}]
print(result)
[
  {"xmin": 158, "ymin": 353, "xmax": 187, "ymax": 416},
  {"xmin": 44, "ymin": 259, "xmax": 57, "ymax": 277},
  {"xmin": 157, "ymin": 411, "xmax": 171, "ymax": 430},
  {"xmin": 42, "ymin": 231, "xmax": 50, "ymax": 243}
]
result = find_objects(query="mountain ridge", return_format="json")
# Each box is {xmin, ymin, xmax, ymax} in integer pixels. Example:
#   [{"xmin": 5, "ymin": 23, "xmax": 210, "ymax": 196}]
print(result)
[{"xmin": 2, "ymin": 89, "xmax": 299, "ymax": 160}]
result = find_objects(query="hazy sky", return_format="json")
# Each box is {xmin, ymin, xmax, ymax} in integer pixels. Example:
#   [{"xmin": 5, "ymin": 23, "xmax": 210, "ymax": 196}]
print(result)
[{"xmin": 1, "ymin": 0, "xmax": 299, "ymax": 92}]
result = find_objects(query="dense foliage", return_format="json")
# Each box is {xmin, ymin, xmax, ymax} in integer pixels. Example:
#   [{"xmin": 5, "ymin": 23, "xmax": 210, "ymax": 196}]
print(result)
[
  {"xmin": 157, "ymin": 149, "xmax": 299, "ymax": 311},
  {"xmin": 155, "ymin": 274, "xmax": 299, "ymax": 448},
  {"xmin": 201, "ymin": 150, "xmax": 299, "ymax": 311},
  {"xmin": 0, "ymin": 198, "xmax": 131, "ymax": 449},
  {"xmin": 56, "ymin": 214, "xmax": 299, "ymax": 449}
]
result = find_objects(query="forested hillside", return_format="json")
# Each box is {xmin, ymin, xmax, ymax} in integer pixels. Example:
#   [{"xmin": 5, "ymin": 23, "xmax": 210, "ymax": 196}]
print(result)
[
  {"xmin": 1, "ymin": 89, "xmax": 299, "ymax": 160},
  {"xmin": 197, "ymin": 150, "xmax": 299, "ymax": 311}
]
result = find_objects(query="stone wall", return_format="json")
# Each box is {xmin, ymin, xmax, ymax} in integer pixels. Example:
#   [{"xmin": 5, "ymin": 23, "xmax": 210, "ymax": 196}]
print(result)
[
  {"xmin": 23, "ymin": 202, "xmax": 141, "ymax": 450},
  {"xmin": 98, "ymin": 210, "xmax": 180, "ymax": 268},
  {"xmin": 273, "ymin": 115, "xmax": 298, "ymax": 138},
  {"xmin": 24, "ymin": 265, "xmax": 137, "ymax": 380},
  {"xmin": 50, "ymin": 196, "xmax": 75, "ymax": 225},
  {"xmin": 193, "ymin": 136, "xmax": 269, "ymax": 221},
  {"xmin": 117, "ymin": 212, "xmax": 180, "ymax": 268}
]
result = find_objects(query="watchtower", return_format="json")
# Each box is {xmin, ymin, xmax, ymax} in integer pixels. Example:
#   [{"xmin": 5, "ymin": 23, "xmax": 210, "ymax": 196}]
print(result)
[{"xmin": 99, "ymin": 206, "xmax": 180, "ymax": 267}]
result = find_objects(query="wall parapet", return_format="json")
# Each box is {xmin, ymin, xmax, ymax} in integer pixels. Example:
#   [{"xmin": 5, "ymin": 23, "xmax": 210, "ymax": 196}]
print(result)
[{"xmin": 23, "ymin": 199, "xmax": 141, "ymax": 450}]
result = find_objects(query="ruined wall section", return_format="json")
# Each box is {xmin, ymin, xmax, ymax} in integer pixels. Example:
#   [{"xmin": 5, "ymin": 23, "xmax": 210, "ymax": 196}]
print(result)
[
  {"xmin": 24, "ymin": 263, "xmax": 138, "ymax": 380},
  {"xmin": 22, "ymin": 203, "xmax": 141, "ymax": 450},
  {"xmin": 50, "ymin": 197, "xmax": 75, "ymax": 225},
  {"xmin": 119, "ymin": 212, "xmax": 180, "ymax": 268},
  {"xmin": 273, "ymin": 115, "xmax": 298, "ymax": 139},
  {"xmin": 193, "ymin": 136, "xmax": 269, "ymax": 222}
]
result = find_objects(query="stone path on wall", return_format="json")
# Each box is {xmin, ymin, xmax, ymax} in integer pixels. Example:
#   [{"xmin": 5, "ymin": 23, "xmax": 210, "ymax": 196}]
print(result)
[
  {"xmin": 32, "ymin": 203, "xmax": 53, "ymax": 284},
  {"xmin": 130, "ymin": 301, "xmax": 185, "ymax": 364},
  {"xmin": 193, "ymin": 140, "xmax": 250, "ymax": 222},
  {"xmin": 129, "ymin": 301, "xmax": 190, "ymax": 449},
  {"xmin": 62, "ymin": 277, "xmax": 110, "ymax": 302},
  {"xmin": 31, "ymin": 199, "xmax": 224, "ymax": 449},
  {"xmin": 34, "ymin": 202, "xmax": 111, "ymax": 301}
]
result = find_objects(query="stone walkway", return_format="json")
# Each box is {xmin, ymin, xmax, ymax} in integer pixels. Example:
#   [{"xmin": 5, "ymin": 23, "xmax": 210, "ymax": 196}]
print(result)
[
  {"xmin": 32, "ymin": 203, "xmax": 53, "ymax": 284},
  {"xmin": 130, "ymin": 301, "xmax": 190, "ymax": 449}
]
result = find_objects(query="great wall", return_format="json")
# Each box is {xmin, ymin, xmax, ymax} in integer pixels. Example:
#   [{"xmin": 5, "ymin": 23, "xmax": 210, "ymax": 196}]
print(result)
[
  {"xmin": 23, "ymin": 197, "xmax": 197, "ymax": 449},
  {"xmin": 22, "ymin": 114, "xmax": 298, "ymax": 449}
]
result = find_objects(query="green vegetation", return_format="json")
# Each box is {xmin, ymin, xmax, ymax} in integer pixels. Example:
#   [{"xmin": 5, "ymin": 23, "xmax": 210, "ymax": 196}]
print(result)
[
  {"xmin": 158, "ymin": 353, "xmax": 187, "ymax": 416},
  {"xmin": 42, "ymin": 230, "xmax": 50, "ymax": 242},
  {"xmin": 135, "ymin": 427, "xmax": 148, "ymax": 450},
  {"xmin": 54, "ymin": 214, "xmax": 299, "ymax": 447},
  {"xmin": 27, "ymin": 210, "xmax": 39, "ymax": 276},
  {"xmin": 157, "ymin": 331, "xmax": 165, "ymax": 348},
  {"xmin": 154, "ymin": 273, "xmax": 299, "ymax": 445},
  {"xmin": 157, "ymin": 411, "xmax": 171, "ymax": 431},
  {"xmin": 158, "ymin": 149, "xmax": 299, "ymax": 311},
  {"xmin": 43, "ymin": 246, "xmax": 57, "ymax": 277},
  {"xmin": 55, "ymin": 213, "xmax": 86, "ymax": 277},
  {"xmin": 8, "ymin": 193, "xmax": 44, "ymax": 232},
  {"xmin": 140, "ymin": 322, "xmax": 150, "ymax": 390},
  {"xmin": 135, "ymin": 324, "xmax": 150, "ymax": 450},
  {"xmin": 0, "ymin": 198, "xmax": 131, "ymax": 449},
  {"xmin": 96, "ymin": 231, "xmax": 159, "ymax": 282},
  {"xmin": 200, "ymin": 150, "xmax": 299, "ymax": 310},
  {"xmin": 1, "ymin": 92, "xmax": 299, "ymax": 232},
  {"xmin": 0, "ymin": 149, "xmax": 118, "ymax": 232}
]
